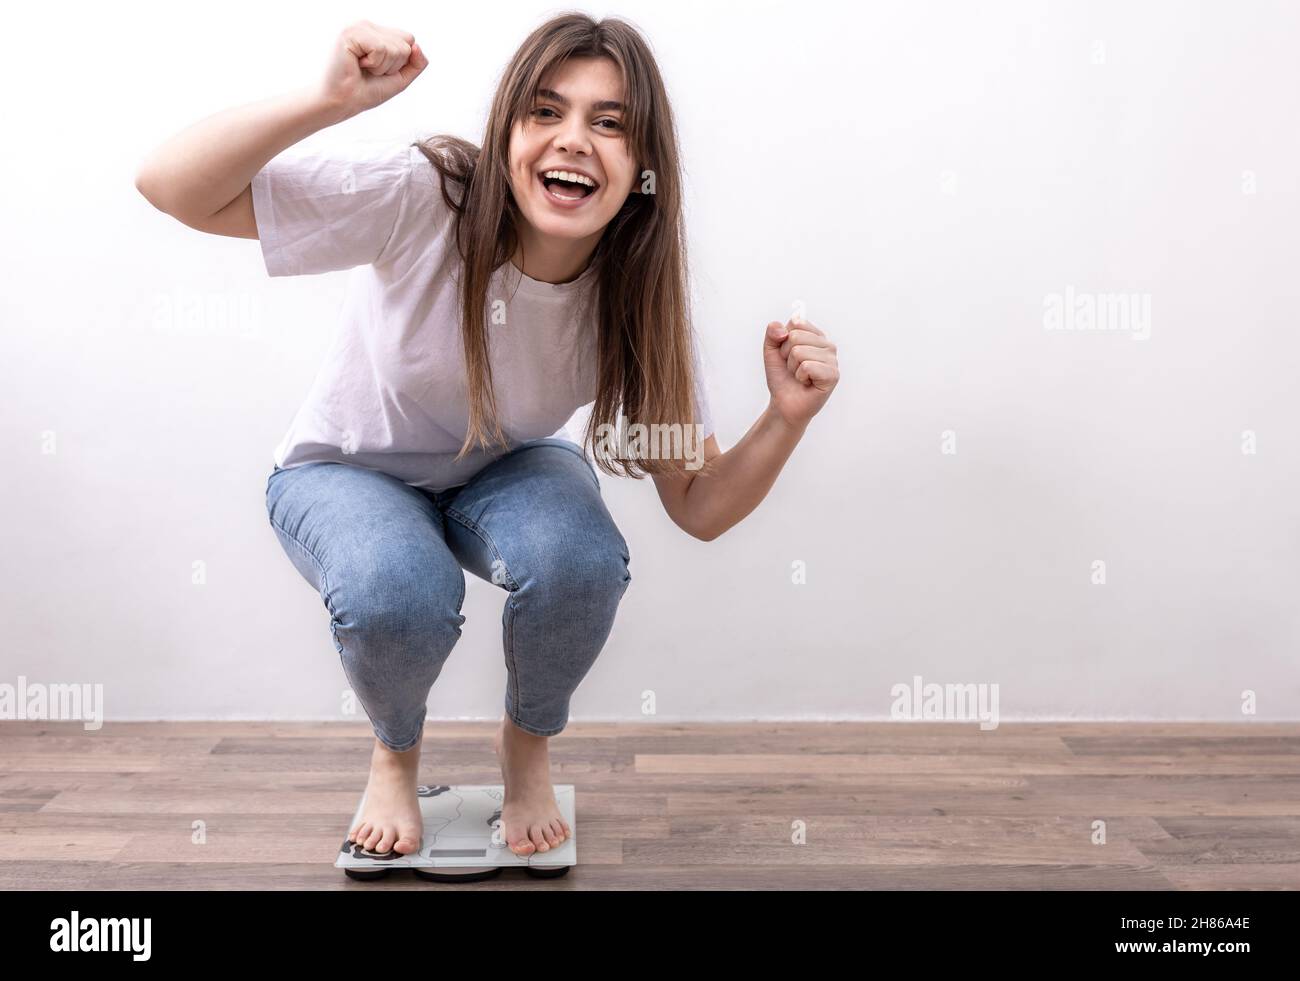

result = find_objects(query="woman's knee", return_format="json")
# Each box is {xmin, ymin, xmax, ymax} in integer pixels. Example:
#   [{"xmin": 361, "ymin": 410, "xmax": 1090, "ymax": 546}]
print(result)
[
  {"xmin": 514, "ymin": 535, "xmax": 631, "ymax": 607},
  {"xmin": 331, "ymin": 565, "xmax": 466, "ymax": 654}
]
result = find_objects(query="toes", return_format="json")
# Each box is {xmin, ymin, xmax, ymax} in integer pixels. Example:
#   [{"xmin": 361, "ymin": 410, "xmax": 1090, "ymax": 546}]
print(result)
[
  {"xmin": 529, "ymin": 825, "xmax": 550, "ymax": 852},
  {"xmin": 374, "ymin": 826, "xmax": 397, "ymax": 854},
  {"xmin": 510, "ymin": 831, "xmax": 536, "ymax": 855},
  {"xmin": 352, "ymin": 822, "xmax": 371, "ymax": 846},
  {"xmin": 394, "ymin": 829, "xmax": 421, "ymax": 855},
  {"xmin": 548, "ymin": 818, "xmax": 565, "ymax": 842},
  {"xmin": 362, "ymin": 826, "xmax": 385, "ymax": 853}
]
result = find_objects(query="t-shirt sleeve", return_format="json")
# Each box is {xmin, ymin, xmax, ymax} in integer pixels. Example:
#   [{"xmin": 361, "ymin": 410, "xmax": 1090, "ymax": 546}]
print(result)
[{"xmin": 250, "ymin": 140, "xmax": 419, "ymax": 277}]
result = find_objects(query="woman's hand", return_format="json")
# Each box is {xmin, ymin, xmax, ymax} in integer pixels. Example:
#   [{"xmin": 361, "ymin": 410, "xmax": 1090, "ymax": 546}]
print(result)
[
  {"xmin": 762, "ymin": 317, "xmax": 840, "ymax": 429},
  {"xmin": 317, "ymin": 20, "xmax": 428, "ymax": 122}
]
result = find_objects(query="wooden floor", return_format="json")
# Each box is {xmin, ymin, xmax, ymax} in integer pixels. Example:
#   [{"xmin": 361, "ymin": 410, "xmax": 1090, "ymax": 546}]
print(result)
[{"xmin": 1, "ymin": 721, "xmax": 1297, "ymax": 890}]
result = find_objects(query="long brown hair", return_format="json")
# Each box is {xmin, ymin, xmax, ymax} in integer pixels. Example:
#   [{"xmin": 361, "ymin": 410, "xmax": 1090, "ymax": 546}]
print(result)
[{"xmin": 411, "ymin": 12, "xmax": 714, "ymax": 480}]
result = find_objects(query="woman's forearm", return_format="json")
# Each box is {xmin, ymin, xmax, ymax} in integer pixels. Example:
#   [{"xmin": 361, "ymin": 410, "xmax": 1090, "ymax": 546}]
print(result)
[
  {"xmin": 134, "ymin": 86, "xmax": 345, "ymax": 223},
  {"xmin": 683, "ymin": 401, "xmax": 808, "ymax": 541}
]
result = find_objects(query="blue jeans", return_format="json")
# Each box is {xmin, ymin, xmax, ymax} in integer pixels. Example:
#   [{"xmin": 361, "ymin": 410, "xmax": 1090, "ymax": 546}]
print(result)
[{"xmin": 264, "ymin": 438, "xmax": 632, "ymax": 750}]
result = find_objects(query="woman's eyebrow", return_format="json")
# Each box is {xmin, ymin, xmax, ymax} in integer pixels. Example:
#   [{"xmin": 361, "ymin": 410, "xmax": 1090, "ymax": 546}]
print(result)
[{"xmin": 535, "ymin": 87, "xmax": 624, "ymax": 112}]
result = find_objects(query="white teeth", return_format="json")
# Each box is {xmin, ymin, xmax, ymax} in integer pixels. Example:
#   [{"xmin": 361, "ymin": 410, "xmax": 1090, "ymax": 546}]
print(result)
[{"xmin": 542, "ymin": 169, "xmax": 596, "ymax": 188}]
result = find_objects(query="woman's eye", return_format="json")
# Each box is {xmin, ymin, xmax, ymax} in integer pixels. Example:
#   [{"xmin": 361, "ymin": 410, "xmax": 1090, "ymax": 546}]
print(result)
[{"xmin": 530, "ymin": 107, "xmax": 622, "ymax": 131}]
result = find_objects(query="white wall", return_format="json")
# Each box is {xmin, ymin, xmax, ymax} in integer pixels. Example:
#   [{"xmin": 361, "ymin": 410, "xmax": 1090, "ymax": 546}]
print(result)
[{"xmin": 3, "ymin": 0, "xmax": 1297, "ymax": 725}]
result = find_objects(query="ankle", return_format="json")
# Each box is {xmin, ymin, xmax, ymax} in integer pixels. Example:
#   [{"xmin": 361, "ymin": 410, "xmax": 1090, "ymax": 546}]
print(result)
[
  {"xmin": 500, "ymin": 716, "xmax": 549, "ymax": 746},
  {"xmin": 371, "ymin": 734, "xmax": 422, "ymax": 769}
]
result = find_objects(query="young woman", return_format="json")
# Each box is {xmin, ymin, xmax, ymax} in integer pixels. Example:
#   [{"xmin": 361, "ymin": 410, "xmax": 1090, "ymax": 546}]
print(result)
[{"xmin": 135, "ymin": 14, "xmax": 839, "ymax": 862}]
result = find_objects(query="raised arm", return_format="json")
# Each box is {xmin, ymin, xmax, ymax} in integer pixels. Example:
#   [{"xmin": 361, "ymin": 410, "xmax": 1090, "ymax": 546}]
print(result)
[
  {"xmin": 653, "ymin": 318, "xmax": 840, "ymax": 541},
  {"xmin": 133, "ymin": 19, "xmax": 428, "ymax": 237}
]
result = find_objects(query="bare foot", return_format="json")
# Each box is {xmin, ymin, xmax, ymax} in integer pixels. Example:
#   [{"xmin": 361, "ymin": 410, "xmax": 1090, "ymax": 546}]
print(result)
[
  {"xmin": 347, "ymin": 728, "xmax": 424, "ymax": 856},
  {"xmin": 492, "ymin": 716, "xmax": 572, "ymax": 857}
]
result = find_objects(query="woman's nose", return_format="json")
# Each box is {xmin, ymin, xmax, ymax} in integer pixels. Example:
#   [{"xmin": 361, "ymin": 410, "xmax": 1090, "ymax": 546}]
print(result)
[{"xmin": 553, "ymin": 121, "xmax": 592, "ymax": 155}]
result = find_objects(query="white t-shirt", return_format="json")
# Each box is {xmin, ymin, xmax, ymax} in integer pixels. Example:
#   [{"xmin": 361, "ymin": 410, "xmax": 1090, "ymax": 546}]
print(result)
[{"xmin": 251, "ymin": 139, "xmax": 714, "ymax": 491}]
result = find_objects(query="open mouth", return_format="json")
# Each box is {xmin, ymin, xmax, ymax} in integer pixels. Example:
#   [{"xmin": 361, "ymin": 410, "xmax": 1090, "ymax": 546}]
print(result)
[{"xmin": 537, "ymin": 171, "xmax": 598, "ymax": 205}]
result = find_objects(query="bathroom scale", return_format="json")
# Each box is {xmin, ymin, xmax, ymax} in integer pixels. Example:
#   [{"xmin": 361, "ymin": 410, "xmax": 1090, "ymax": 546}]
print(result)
[{"xmin": 336, "ymin": 783, "xmax": 576, "ymax": 882}]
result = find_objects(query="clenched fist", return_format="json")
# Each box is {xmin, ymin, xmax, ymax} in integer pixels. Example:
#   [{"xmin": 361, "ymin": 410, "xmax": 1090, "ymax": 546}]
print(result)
[
  {"xmin": 317, "ymin": 20, "xmax": 428, "ymax": 121},
  {"xmin": 763, "ymin": 316, "xmax": 840, "ymax": 428}
]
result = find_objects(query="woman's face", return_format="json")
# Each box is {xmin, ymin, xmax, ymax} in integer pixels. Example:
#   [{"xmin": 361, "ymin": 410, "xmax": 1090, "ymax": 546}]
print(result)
[{"xmin": 507, "ymin": 56, "xmax": 638, "ymax": 247}]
